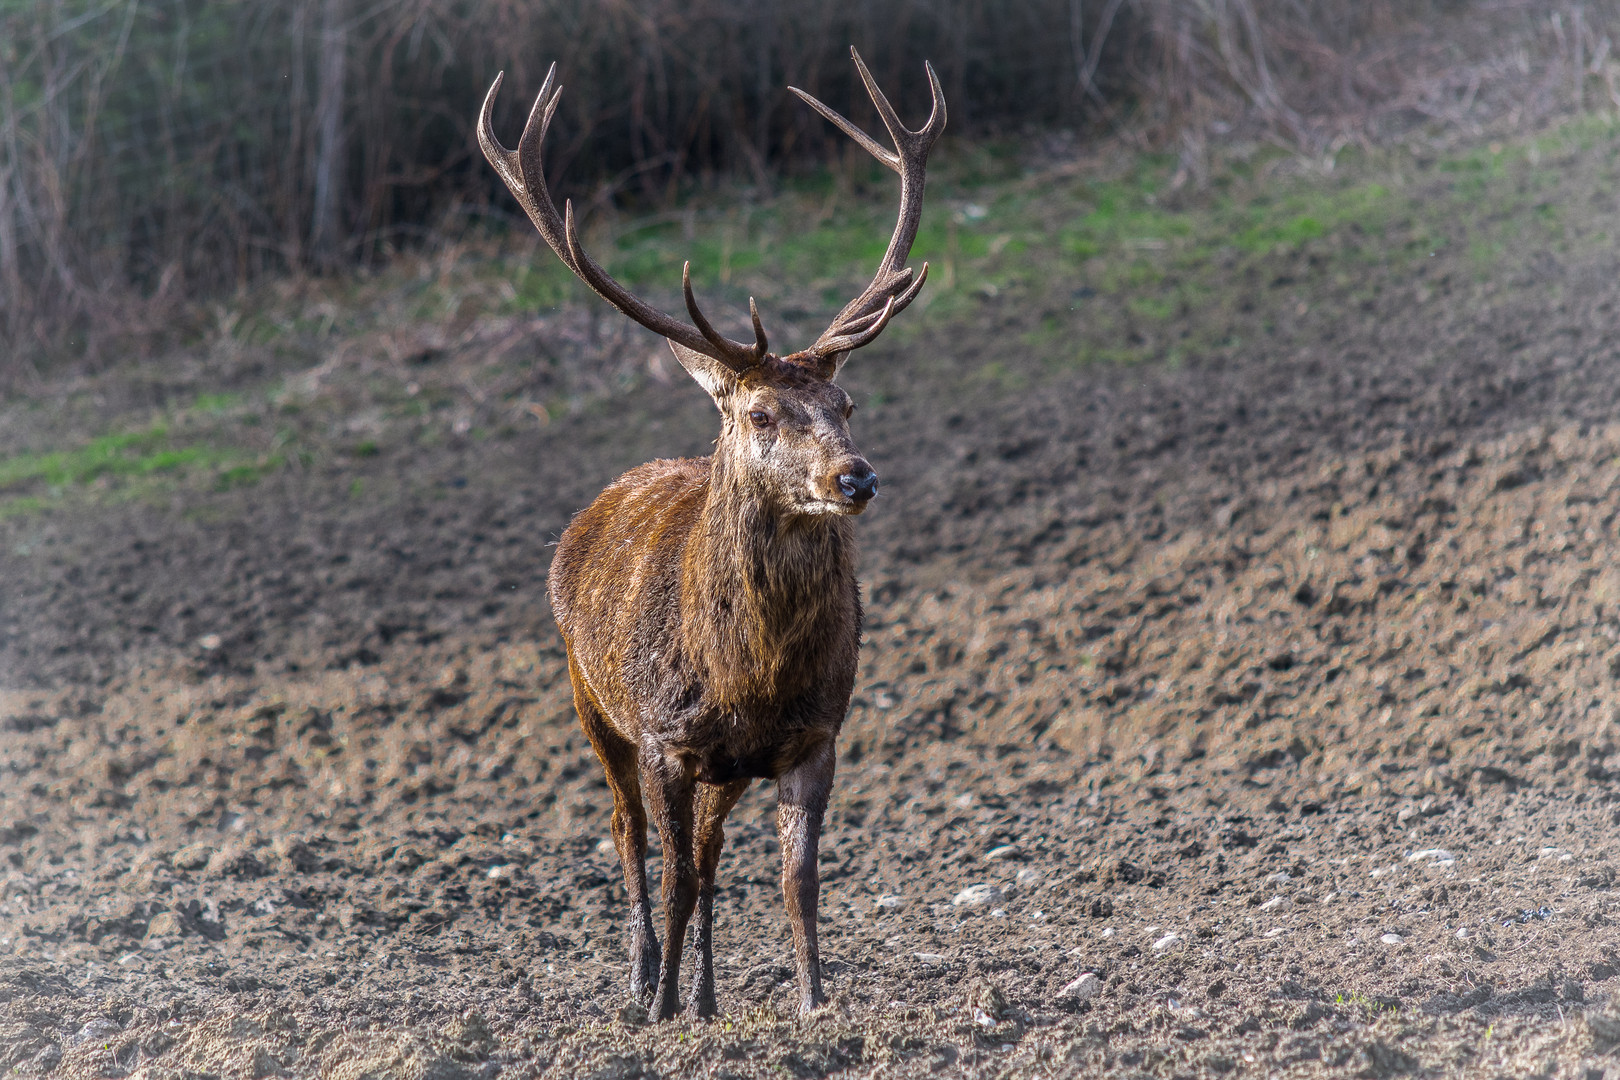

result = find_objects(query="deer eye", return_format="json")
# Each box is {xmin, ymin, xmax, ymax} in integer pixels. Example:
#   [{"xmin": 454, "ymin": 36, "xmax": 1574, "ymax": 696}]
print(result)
[{"xmin": 748, "ymin": 409, "xmax": 772, "ymax": 429}]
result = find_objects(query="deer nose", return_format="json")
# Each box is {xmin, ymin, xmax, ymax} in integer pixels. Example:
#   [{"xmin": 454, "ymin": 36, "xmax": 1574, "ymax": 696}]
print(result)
[{"xmin": 837, "ymin": 468, "xmax": 878, "ymax": 503}]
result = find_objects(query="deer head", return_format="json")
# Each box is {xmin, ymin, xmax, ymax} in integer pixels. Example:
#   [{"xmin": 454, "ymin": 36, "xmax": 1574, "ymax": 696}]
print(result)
[{"xmin": 478, "ymin": 48, "xmax": 945, "ymax": 517}]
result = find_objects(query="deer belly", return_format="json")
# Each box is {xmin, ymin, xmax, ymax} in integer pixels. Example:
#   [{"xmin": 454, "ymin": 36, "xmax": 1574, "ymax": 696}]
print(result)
[{"xmin": 693, "ymin": 731, "xmax": 824, "ymax": 784}]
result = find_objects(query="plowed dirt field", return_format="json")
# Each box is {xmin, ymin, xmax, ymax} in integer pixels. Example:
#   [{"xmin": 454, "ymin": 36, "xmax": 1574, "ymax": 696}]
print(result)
[{"xmin": 6, "ymin": 130, "xmax": 1620, "ymax": 1079}]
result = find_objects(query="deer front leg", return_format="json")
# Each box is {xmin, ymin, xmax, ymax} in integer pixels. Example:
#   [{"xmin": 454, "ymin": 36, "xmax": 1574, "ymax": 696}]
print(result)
[
  {"xmin": 777, "ymin": 739, "xmax": 836, "ymax": 1015},
  {"xmin": 608, "ymin": 790, "xmax": 660, "ymax": 1003},
  {"xmin": 571, "ymin": 674, "xmax": 659, "ymax": 1002},
  {"xmin": 687, "ymin": 779, "xmax": 750, "ymax": 1019},
  {"xmin": 642, "ymin": 746, "xmax": 699, "ymax": 1020}
]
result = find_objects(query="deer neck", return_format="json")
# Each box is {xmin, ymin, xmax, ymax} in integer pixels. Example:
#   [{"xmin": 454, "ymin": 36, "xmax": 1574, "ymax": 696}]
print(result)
[{"xmin": 681, "ymin": 451, "xmax": 856, "ymax": 699}]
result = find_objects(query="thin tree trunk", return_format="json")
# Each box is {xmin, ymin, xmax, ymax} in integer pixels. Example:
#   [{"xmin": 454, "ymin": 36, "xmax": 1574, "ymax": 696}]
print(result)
[
  {"xmin": 0, "ymin": 165, "xmax": 21, "ymax": 341},
  {"xmin": 310, "ymin": 0, "xmax": 347, "ymax": 271},
  {"xmin": 754, "ymin": 3, "xmax": 774, "ymax": 188}
]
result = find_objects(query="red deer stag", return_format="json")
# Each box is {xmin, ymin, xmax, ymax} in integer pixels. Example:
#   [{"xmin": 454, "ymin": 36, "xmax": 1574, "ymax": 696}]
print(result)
[{"xmin": 477, "ymin": 48, "xmax": 944, "ymax": 1020}]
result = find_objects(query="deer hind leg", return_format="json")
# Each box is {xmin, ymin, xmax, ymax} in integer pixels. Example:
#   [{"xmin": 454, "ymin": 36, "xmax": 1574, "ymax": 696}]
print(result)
[
  {"xmin": 777, "ymin": 739, "xmax": 836, "ymax": 1015},
  {"xmin": 686, "ymin": 778, "xmax": 750, "ymax": 1019},
  {"xmin": 641, "ymin": 746, "xmax": 699, "ymax": 1020},
  {"xmin": 569, "ymin": 665, "xmax": 659, "ymax": 1002}
]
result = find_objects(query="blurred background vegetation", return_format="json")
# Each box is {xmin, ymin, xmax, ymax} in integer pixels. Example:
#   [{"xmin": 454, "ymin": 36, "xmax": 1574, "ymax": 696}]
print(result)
[{"xmin": 0, "ymin": 0, "xmax": 1611, "ymax": 377}]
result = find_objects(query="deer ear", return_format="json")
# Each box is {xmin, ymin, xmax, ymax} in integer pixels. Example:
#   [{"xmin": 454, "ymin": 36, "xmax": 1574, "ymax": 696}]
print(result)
[{"xmin": 667, "ymin": 340, "xmax": 737, "ymax": 406}]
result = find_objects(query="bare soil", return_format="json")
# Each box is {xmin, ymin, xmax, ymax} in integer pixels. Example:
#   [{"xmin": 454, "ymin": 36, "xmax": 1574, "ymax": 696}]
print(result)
[{"xmin": 7, "ymin": 145, "xmax": 1620, "ymax": 1079}]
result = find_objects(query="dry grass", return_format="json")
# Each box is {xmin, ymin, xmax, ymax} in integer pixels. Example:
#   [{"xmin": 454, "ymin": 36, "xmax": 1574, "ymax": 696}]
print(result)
[{"xmin": 2, "ymin": 0, "xmax": 1617, "ymax": 381}]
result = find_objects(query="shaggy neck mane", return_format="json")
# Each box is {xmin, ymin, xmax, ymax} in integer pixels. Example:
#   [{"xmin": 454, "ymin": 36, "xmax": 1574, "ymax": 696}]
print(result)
[{"xmin": 681, "ymin": 447, "xmax": 856, "ymax": 704}]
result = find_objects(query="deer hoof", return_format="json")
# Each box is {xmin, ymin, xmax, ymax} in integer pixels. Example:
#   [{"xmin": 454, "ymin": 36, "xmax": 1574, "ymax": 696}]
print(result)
[{"xmin": 653, "ymin": 986, "xmax": 682, "ymax": 1022}]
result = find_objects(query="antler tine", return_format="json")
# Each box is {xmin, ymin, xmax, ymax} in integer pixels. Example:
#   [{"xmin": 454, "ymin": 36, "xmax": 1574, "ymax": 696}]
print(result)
[
  {"xmin": 835, "ymin": 263, "xmax": 930, "ymax": 335},
  {"xmin": 683, "ymin": 263, "xmax": 768, "ymax": 368},
  {"xmin": 792, "ymin": 49, "xmax": 947, "ymax": 365},
  {"xmin": 479, "ymin": 67, "xmax": 572, "ymax": 271},
  {"xmin": 748, "ymin": 298, "xmax": 768, "ymax": 356},
  {"xmin": 813, "ymin": 294, "xmax": 897, "ymax": 357},
  {"xmin": 479, "ymin": 68, "xmax": 766, "ymax": 374},
  {"xmin": 850, "ymin": 48, "xmax": 946, "ymax": 162},
  {"xmin": 787, "ymin": 86, "xmax": 898, "ymax": 172}
]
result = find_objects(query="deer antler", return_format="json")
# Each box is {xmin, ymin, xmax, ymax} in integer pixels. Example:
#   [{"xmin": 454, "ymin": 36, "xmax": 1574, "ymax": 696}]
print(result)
[
  {"xmin": 790, "ymin": 48, "xmax": 946, "ymax": 368},
  {"xmin": 478, "ymin": 66, "xmax": 768, "ymax": 374}
]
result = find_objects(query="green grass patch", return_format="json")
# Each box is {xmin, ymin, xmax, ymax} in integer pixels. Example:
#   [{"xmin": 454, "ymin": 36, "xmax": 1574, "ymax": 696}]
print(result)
[
  {"xmin": 0, "ymin": 420, "xmax": 282, "ymax": 516},
  {"xmin": 189, "ymin": 392, "xmax": 243, "ymax": 415},
  {"xmin": 217, "ymin": 458, "xmax": 282, "ymax": 489},
  {"xmin": 0, "ymin": 427, "xmax": 189, "ymax": 489}
]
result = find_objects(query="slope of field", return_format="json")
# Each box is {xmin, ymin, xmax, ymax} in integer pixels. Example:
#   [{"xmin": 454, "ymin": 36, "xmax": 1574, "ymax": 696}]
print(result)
[{"xmin": 4, "ymin": 118, "xmax": 1620, "ymax": 1078}]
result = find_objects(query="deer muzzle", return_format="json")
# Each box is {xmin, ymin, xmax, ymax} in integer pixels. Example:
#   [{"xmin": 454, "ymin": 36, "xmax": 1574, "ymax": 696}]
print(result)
[{"xmin": 837, "ymin": 466, "xmax": 879, "ymax": 504}]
